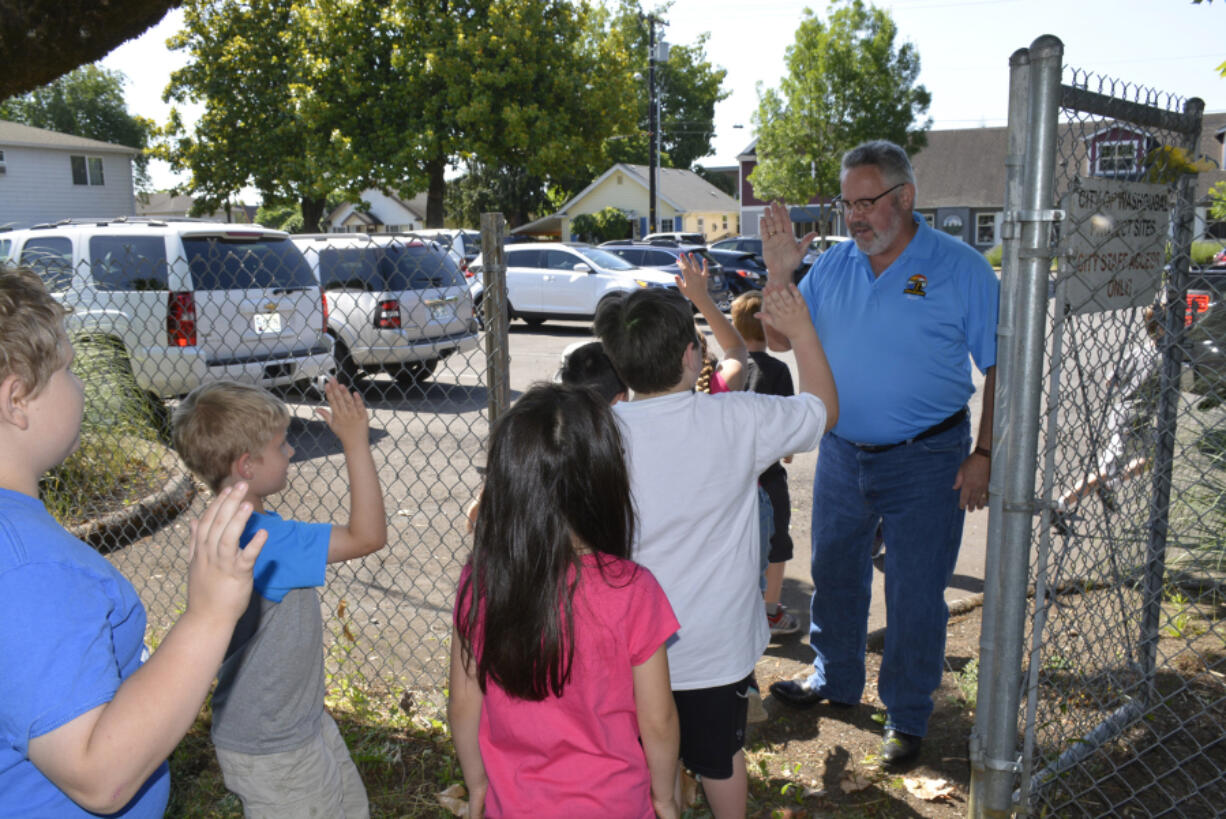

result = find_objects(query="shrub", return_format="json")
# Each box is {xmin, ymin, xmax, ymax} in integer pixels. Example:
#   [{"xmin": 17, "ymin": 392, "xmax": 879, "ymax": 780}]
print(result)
[
  {"xmin": 39, "ymin": 335, "xmax": 167, "ymax": 527},
  {"xmin": 571, "ymin": 207, "xmax": 632, "ymax": 244},
  {"xmin": 984, "ymin": 244, "xmax": 1003, "ymax": 268},
  {"xmin": 1191, "ymin": 240, "xmax": 1226, "ymax": 268}
]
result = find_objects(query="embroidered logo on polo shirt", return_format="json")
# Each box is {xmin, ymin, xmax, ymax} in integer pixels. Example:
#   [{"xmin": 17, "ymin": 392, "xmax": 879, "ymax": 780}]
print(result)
[{"xmin": 903, "ymin": 274, "xmax": 928, "ymax": 297}]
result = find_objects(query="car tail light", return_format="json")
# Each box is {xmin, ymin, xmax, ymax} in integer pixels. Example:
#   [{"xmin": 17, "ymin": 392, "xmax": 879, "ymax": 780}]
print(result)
[
  {"xmin": 735, "ymin": 269, "xmax": 752, "ymax": 278},
  {"xmin": 374, "ymin": 299, "xmax": 402, "ymax": 329},
  {"xmin": 321, "ymin": 291, "xmax": 330, "ymax": 331},
  {"xmin": 167, "ymin": 291, "xmax": 197, "ymax": 347}
]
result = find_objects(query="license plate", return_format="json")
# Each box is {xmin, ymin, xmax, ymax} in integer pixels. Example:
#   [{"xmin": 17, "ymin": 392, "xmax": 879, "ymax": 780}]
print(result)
[
  {"xmin": 429, "ymin": 301, "xmax": 452, "ymax": 321},
  {"xmin": 253, "ymin": 312, "xmax": 282, "ymax": 334}
]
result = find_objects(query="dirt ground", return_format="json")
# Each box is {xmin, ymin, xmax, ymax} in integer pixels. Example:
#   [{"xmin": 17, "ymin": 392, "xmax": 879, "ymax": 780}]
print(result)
[{"xmin": 740, "ymin": 603, "xmax": 981, "ymax": 818}]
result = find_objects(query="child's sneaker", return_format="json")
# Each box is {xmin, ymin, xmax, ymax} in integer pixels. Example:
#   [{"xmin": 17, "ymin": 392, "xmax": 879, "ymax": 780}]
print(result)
[{"xmin": 767, "ymin": 605, "xmax": 801, "ymax": 636}]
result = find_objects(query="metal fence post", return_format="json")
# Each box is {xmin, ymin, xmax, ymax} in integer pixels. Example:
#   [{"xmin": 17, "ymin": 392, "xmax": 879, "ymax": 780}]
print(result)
[
  {"xmin": 480, "ymin": 212, "xmax": 510, "ymax": 425},
  {"xmin": 969, "ymin": 42, "xmax": 1033, "ymax": 819},
  {"xmin": 973, "ymin": 33, "xmax": 1065, "ymax": 818}
]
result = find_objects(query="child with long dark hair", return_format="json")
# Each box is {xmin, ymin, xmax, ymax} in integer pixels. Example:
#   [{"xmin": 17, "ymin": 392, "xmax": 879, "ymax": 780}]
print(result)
[{"xmin": 448, "ymin": 383, "xmax": 681, "ymax": 818}]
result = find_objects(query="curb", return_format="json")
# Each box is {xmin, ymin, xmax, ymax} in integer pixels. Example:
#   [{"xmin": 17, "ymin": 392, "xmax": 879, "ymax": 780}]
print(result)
[{"xmin": 68, "ymin": 455, "xmax": 197, "ymax": 553}]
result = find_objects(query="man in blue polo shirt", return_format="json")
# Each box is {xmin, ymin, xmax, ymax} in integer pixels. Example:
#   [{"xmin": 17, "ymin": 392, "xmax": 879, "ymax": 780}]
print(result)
[{"xmin": 759, "ymin": 140, "xmax": 998, "ymax": 767}]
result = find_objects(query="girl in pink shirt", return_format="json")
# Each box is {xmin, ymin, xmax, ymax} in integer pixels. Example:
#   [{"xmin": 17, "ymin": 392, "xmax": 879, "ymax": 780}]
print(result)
[{"xmin": 449, "ymin": 383, "xmax": 681, "ymax": 818}]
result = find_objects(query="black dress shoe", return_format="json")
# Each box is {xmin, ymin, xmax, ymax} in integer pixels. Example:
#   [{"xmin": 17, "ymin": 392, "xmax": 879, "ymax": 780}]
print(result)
[
  {"xmin": 881, "ymin": 729, "xmax": 922, "ymax": 765},
  {"xmin": 768, "ymin": 679, "xmax": 856, "ymax": 709}
]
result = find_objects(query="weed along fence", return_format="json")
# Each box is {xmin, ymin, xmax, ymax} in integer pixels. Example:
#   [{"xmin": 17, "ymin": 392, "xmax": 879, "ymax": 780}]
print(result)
[
  {"xmin": 17, "ymin": 216, "xmax": 513, "ymax": 714},
  {"xmin": 970, "ymin": 36, "xmax": 1226, "ymax": 817}
]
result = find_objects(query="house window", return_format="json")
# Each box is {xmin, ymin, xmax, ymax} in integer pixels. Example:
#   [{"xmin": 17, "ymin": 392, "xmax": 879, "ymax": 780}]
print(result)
[
  {"xmin": 660, "ymin": 218, "xmax": 673, "ymax": 232},
  {"xmin": 1095, "ymin": 140, "xmax": 1139, "ymax": 176},
  {"xmin": 976, "ymin": 213, "xmax": 998, "ymax": 245},
  {"xmin": 722, "ymin": 215, "xmax": 728, "ymax": 229},
  {"xmin": 921, "ymin": 212, "xmax": 935, "ymax": 227},
  {"xmin": 0, "ymin": 149, "xmax": 6, "ymax": 174},
  {"xmin": 696, "ymin": 217, "xmax": 704, "ymax": 232},
  {"xmin": 71, "ymin": 155, "xmax": 105, "ymax": 186}
]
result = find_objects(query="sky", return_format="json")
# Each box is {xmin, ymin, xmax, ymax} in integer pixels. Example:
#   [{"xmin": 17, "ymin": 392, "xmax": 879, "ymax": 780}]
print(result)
[{"xmin": 99, "ymin": 0, "xmax": 1226, "ymax": 193}]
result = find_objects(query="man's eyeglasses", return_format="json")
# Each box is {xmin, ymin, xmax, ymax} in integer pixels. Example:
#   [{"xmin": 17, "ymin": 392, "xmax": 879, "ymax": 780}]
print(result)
[{"xmin": 832, "ymin": 182, "xmax": 905, "ymax": 216}]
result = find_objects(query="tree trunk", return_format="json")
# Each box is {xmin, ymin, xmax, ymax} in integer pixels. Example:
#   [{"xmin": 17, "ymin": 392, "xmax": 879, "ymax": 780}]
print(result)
[
  {"xmin": 301, "ymin": 196, "xmax": 327, "ymax": 234},
  {"xmin": 426, "ymin": 157, "xmax": 446, "ymax": 227}
]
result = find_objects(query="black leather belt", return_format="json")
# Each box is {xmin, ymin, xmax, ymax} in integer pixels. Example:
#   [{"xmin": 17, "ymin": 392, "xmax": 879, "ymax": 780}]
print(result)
[{"xmin": 849, "ymin": 407, "xmax": 969, "ymax": 453}]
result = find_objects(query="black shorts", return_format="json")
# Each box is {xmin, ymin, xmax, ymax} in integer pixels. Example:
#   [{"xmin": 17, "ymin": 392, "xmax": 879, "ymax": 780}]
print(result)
[
  {"xmin": 672, "ymin": 674, "xmax": 752, "ymax": 779},
  {"xmin": 760, "ymin": 470, "xmax": 793, "ymax": 564}
]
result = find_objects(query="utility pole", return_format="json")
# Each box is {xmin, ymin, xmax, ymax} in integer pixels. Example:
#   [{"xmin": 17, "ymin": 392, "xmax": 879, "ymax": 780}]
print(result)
[{"xmin": 647, "ymin": 15, "xmax": 658, "ymax": 235}]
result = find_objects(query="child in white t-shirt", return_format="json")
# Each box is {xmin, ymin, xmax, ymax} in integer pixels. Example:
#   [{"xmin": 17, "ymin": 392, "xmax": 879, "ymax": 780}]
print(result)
[{"xmin": 594, "ymin": 257, "xmax": 838, "ymax": 816}]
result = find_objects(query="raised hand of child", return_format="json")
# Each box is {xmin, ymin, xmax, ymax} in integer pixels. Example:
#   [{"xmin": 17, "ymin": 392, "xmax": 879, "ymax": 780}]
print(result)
[
  {"xmin": 758, "ymin": 282, "xmax": 815, "ymax": 342},
  {"xmin": 186, "ymin": 482, "xmax": 267, "ymax": 625},
  {"xmin": 674, "ymin": 253, "xmax": 713, "ymax": 307},
  {"xmin": 315, "ymin": 377, "xmax": 371, "ymax": 449}
]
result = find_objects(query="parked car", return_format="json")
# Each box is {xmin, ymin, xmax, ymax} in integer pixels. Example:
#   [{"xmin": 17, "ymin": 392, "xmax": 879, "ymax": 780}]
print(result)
[
  {"xmin": 410, "ymin": 228, "xmax": 482, "ymax": 265},
  {"xmin": 1186, "ymin": 266, "xmax": 1226, "ymax": 404},
  {"xmin": 292, "ymin": 233, "xmax": 479, "ymax": 384},
  {"xmin": 598, "ymin": 242, "xmax": 734, "ymax": 310},
  {"xmin": 0, "ymin": 218, "xmax": 333, "ymax": 399},
  {"xmin": 643, "ymin": 231, "xmax": 707, "ymax": 245},
  {"xmin": 705, "ymin": 248, "xmax": 766, "ymax": 295},
  {"xmin": 710, "ymin": 234, "xmax": 849, "ymax": 283},
  {"xmin": 468, "ymin": 242, "xmax": 677, "ymax": 326}
]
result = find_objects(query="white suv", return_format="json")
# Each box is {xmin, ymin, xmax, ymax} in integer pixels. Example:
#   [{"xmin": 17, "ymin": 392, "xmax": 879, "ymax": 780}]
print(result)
[
  {"xmin": 292, "ymin": 233, "xmax": 479, "ymax": 384},
  {"xmin": 1, "ymin": 218, "xmax": 333, "ymax": 398},
  {"xmin": 469, "ymin": 242, "xmax": 676, "ymax": 326}
]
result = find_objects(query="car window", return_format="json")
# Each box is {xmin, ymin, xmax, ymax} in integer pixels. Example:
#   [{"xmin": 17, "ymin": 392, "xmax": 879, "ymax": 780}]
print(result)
[
  {"xmin": 507, "ymin": 248, "xmax": 542, "ymax": 267},
  {"xmin": 574, "ymin": 246, "xmax": 635, "ymax": 271},
  {"xmin": 644, "ymin": 250, "xmax": 677, "ymax": 266},
  {"xmin": 544, "ymin": 249, "xmax": 579, "ymax": 271},
  {"xmin": 0, "ymin": 238, "xmax": 10, "ymax": 261},
  {"xmin": 185, "ymin": 237, "xmax": 317, "ymax": 291},
  {"xmin": 19, "ymin": 236, "xmax": 74, "ymax": 291},
  {"xmin": 89, "ymin": 236, "xmax": 169, "ymax": 291},
  {"xmin": 608, "ymin": 248, "xmax": 641, "ymax": 265},
  {"xmin": 318, "ymin": 245, "xmax": 464, "ymax": 291}
]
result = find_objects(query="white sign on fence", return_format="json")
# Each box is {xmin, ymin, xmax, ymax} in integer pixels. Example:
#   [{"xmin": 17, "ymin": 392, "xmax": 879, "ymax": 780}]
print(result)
[{"xmin": 1059, "ymin": 177, "xmax": 1169, "ymax": 315}]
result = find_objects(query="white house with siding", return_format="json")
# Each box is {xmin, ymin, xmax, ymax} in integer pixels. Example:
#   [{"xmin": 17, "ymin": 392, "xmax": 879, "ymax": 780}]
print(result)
[
  {"xmin": 323, "ymin": 190, "xmax": 430, "ymax": 233},
  {"xmin": 0, "ymin": 120, "xmax": 139, "ymax": 229}
]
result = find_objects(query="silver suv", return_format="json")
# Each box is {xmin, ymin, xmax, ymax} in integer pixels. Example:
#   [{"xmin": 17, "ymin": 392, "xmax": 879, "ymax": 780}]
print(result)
[
  {"xmin": 0, "ymin": 218, "xmax": 333, "ymax": 399},
  {"xmin": 292, "ymin": 233, "xmax": 479, "ymax": 384},
  {"xmin": 469, "ymin": 242, "xmax": 676, "ymax": 326}
]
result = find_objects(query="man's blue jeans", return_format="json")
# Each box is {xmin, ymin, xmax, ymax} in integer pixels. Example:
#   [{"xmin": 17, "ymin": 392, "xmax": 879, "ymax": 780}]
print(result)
[{"xmin": 805, "ymin": 418, "xmax": 969, "ymax": 737}]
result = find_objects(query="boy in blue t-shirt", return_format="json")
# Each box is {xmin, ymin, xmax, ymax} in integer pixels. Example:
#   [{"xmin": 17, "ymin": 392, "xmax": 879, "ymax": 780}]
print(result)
[
  {"xmin": 171, "ymin": 378, "xmax": 387, "ymax": 818},
  {"xmin": 0, "ymin": 267, "xmax": 266, "ymax": 818}
]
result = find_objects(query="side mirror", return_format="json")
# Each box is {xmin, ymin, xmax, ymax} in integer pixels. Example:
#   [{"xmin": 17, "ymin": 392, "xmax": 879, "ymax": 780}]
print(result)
[{"xmin": 573, "ymin": 262, "xmax": 593, "ymax": 274}]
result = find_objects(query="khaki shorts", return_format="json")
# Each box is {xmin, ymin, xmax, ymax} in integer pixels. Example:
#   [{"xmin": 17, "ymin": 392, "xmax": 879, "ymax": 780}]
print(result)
[{"xmin": 215, "ymin": 712, "xmax": 369, "ymax": 819}]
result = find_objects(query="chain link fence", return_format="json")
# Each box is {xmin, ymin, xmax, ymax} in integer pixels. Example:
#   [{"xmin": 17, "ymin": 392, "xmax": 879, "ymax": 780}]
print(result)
[
  {"xmin": 972, "ymin": 35, "xmax": 1226, "ymax": 817},
  {"xmin": 4, "ymin": 221, "xmax": 509, "ymax": 711}
]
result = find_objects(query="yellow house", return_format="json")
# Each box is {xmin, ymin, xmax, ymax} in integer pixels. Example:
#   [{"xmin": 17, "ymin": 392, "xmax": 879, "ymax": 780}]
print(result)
[{"xmin": 514, "ymin": 163, "xmax": 740, "ymax": 242}]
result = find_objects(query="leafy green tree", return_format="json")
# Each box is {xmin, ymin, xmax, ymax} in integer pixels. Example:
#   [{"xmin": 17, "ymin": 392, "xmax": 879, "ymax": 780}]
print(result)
[
  {"xmin": 0, "ymin": 65, "xmax": 155, "ymax": 190},
  {"xmin": 749, "ymin": 0, "xmax": 931, "ymax": 206},
  {"xmin": 586, "ymin": 1, "xmax": 728, "ymax": 175},
  {"xmin": 159, "ymin": 0, "xmax": 640, "ymax": 230},
  {"xmin": 159, "ymin": 0, "xmax": 353, "ymax": 231}
]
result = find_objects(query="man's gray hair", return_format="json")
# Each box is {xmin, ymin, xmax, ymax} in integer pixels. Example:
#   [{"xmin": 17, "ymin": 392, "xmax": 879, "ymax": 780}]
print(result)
[{"xmin": 841, "ymin": 140, "xmax": 916, "ymax": 187}]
